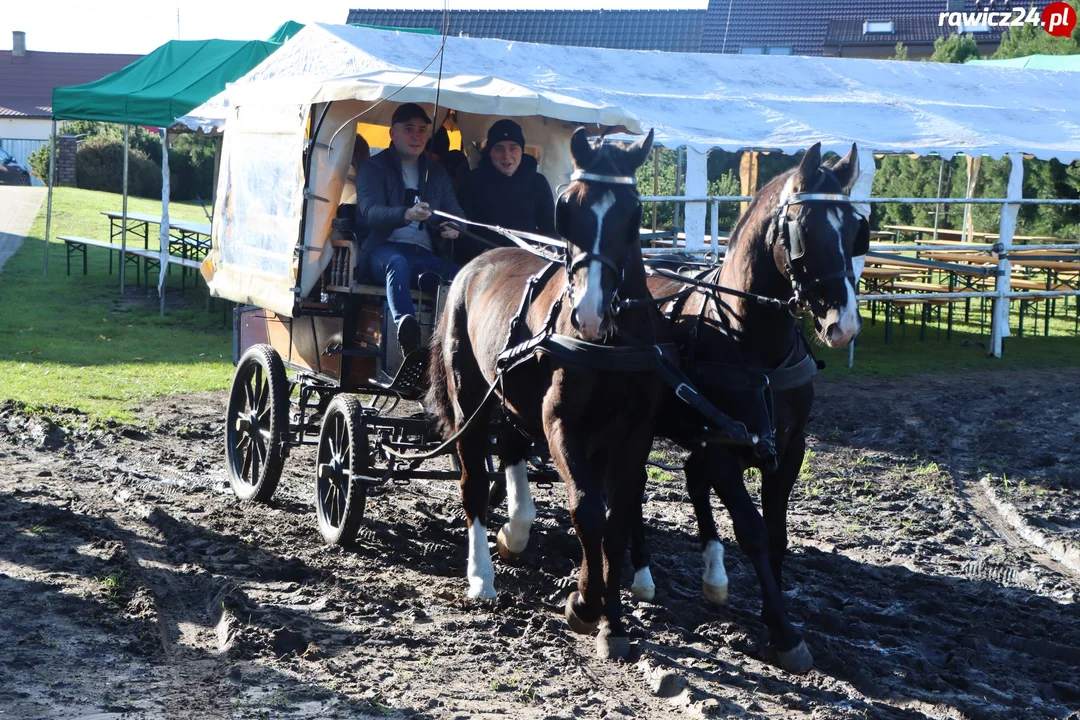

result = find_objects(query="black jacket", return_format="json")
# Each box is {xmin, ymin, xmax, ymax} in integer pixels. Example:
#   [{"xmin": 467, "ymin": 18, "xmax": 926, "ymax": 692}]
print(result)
[
  {"xmin": 353, "ymin": 148, "xmax": 464, "ymax": 277},
  {"xmin": 456, "ymin": 153, "xmax": 556, "ymax": 259}
]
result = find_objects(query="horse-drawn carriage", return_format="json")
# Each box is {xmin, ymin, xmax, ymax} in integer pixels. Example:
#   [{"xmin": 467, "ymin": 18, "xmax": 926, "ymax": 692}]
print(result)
[
  {"xmin": 202, "ymin": 52, "xmax": 870, "ymax": 670},
  {"xmin": 201, "ymin": 74, "xmax": 644, "ymax": 547}
]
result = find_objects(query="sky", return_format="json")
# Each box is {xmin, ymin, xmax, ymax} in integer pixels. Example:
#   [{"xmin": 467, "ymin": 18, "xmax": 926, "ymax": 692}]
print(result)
[{"xmin": 3, "ymin": 0, "xmax": 708, "ymax": 55}]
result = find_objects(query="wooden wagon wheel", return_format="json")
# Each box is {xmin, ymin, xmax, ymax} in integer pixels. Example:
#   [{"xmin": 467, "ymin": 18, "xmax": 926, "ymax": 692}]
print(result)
[
  {"xmin": 315, "ymin": 395, "xmax": 370, "ymax": 546},
  {"xmin": 225, "ymin": 344, "xmax": 289, "ymax": 503}
]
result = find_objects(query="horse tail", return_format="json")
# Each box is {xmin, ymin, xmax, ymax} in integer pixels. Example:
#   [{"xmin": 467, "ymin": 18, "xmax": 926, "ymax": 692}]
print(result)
[{"xmin": 424, "ymin": 297, "xmax": 455, "ymax": 439}]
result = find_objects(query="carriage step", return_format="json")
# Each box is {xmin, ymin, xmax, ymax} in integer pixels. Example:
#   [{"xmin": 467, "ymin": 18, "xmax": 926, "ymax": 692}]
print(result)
[{"xmin": 367, "ymin": 349, "xmax": 427, "ymax": 398}]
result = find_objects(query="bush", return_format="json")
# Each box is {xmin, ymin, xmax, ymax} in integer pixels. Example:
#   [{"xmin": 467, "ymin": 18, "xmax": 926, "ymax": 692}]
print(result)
[
  {"xmin": 75, "ymin": 136, "xmax": 161, "ymax": 198},
  {"xmin": 26, "ymin": 122, "xmax": 216, "ymax": 202}
]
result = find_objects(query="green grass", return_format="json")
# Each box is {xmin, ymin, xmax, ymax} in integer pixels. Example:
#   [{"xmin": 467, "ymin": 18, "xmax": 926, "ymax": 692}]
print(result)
[
  {"xmin": 0, "ymin": 188, "xmax": 232, "ymax": 424},
  {"xmin": 815, "ymin": 299, "xmax": 1080, "ymax": 379}
]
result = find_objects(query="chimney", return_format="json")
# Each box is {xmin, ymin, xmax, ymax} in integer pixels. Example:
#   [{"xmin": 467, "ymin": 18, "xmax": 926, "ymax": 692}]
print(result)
[{"xmin": 13, "ymin": 31, "xmax": 26, "ymax": 57}]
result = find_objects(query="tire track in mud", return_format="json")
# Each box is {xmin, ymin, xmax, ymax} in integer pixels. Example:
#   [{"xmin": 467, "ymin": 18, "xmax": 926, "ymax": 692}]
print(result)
[{"xmin": 944, "ymin": 413, "xmax": 1080, "ymax": 583}]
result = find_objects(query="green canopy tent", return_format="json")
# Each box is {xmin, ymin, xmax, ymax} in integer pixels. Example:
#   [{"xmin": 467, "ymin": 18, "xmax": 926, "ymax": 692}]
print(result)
[{"xmin": 44, "ymin": 38, "xmax": 281, "ymax": 309}]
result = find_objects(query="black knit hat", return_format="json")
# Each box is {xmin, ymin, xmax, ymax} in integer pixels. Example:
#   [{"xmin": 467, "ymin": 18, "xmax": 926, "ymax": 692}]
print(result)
[{"xmin": 486, "ymin": 119, "xmax": 525, "ymax": 149}]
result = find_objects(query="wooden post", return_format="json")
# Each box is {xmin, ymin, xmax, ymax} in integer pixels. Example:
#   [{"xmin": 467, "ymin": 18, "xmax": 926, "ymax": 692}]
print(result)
[
  {"xmin": 989, "ymin": 153, "xmax": 1023, "ymax": 358},
  {"xmin": 739, "ymin": 150, "xmax": 759, "ymax": 217},
  {"xmin": 963, "ymin": 154, "xmax": 981, "ymax": 243}
]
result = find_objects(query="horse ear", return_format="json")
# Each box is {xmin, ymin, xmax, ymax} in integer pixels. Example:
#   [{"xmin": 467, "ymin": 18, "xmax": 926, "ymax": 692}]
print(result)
[
  {"xmin": 794, "ymin": 142, "xmax": 822, "ymax": 190},
  {"xmin": 570, "ymin": 127, "xmax": 597, "ymax": 170},
  {"xmin": 625, "ymin": 129, "xmax": 654, "ymax": 171},
  {"xmin": 830, "ymin": 143, "xmax": 860, "ymax": 191}
]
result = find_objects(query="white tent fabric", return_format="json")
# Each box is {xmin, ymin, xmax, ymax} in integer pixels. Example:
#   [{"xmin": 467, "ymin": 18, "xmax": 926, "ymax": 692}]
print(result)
[{"xmin": 177, "ymin": 22, "xmax": 1080, "ymax": 162}]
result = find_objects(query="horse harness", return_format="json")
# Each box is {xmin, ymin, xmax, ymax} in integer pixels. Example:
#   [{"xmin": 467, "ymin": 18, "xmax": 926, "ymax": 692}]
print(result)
[
  {"xmin": 492, "ymin": 259, "xmax": 760, "ymax": 451},
  {"xmin": 771, "ymin": 167, "xmax": 870, "ymax": 313}
]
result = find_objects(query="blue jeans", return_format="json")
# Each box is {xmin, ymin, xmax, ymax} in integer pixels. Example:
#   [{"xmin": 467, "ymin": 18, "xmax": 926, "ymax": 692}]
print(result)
[{"xmin": 367, "ymin": 243, "xmax": 448, "ymax": 323}]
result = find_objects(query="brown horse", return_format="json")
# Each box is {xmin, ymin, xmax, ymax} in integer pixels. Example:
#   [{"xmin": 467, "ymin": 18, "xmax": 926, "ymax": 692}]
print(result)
[
  {"xmin": 635, "ymin": 143, "xmax": 869, "ymax": 673},
  {"xmin": 425, "ymin": 128, "xmax": 667, "ymax": 659}
]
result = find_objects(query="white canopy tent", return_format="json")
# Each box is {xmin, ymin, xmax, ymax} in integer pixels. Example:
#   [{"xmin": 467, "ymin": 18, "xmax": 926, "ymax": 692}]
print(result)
[{"xmin": 178, "ymin": 23, "xmax": 1080, "ymax": 161}]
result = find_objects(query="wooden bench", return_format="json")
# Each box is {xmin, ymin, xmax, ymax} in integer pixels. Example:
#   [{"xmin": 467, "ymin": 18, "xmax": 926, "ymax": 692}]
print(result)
[
  {"xmin": 60, "ymin": 236, "xmax": 199, "ymax": 287},
  {"xmin": 61, "ymin": 235, "xmax": 159, "ymax": 281}
]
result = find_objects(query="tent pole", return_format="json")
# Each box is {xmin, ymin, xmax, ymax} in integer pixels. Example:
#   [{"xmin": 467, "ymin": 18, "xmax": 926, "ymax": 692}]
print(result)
[
  {"xmin": 120, "ymin": 125, "xmax": 129, "ymax": 293},
  {"xmin": 989, "ymin": 153, "xmax": 1023, "ymax": 358},
  {"xmin": 159, "ymin": 128, "xmax": 171, "ymax": 316},
  {"xmin": 211, "ymin": 134, "xmax": 222, "ymax": 216},
  {"xmin": 43, "ymin": 119, "xmax": 57, "ymax": 276}
]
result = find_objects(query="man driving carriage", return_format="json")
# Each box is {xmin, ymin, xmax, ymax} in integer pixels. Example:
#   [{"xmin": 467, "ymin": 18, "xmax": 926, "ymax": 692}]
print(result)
[{"xmin": 354, "ymin": 103, "xmax": 463, "ymax": 357}]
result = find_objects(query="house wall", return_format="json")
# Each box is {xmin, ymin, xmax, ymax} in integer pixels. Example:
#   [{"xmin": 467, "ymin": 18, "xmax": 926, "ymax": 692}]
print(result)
[{"xmin": 0, "ymin": 117, "xmax": 52, "ymax": 141}]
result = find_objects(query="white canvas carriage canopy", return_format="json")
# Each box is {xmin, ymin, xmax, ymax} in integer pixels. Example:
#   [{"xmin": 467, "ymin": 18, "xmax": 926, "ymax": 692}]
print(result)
[
  {"xmin": 194, "ymin": 23, "xmax": 1080, "ymax": 318},
  {"xmin": 202, "ymin": 55, "xmax": 641, "ymax": 317}
]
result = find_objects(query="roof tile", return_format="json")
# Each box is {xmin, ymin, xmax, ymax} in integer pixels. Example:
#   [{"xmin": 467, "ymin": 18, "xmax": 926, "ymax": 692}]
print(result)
[{"xmin": 345, "ymin": 9, "xmax": 706, "ymax": 52}]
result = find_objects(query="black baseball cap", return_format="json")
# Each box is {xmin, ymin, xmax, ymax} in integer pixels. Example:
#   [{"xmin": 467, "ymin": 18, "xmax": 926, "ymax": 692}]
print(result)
[{"xmin": 391, "ymin": 103, "xmax": 432, "ymax": 126}]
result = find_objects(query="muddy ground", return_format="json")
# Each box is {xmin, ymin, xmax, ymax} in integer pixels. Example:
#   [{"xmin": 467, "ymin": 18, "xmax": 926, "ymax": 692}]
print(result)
[{"xmin": 1, "ymin": 368, "xmax": 1078, "ymax": 720}]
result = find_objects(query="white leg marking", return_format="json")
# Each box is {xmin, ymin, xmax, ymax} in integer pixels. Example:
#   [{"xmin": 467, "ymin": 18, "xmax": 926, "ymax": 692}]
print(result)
[
  {"xmin": 572, "ymin": 190, "xmax": 616, "ymax": 339},
  {"xmin": 702, "ymin": 540, "xmax": 729, "ymax": 605},
  {"xmin": 498, "ymin": 460, "xmax": 535, "ymax": 555},
  {"xmin": 631, "ymin": 566, "xmax": 656, "ymax": 601},
  {"xmin": 467, "ymin": 521, "xmax": 496, "ymax": 599}
]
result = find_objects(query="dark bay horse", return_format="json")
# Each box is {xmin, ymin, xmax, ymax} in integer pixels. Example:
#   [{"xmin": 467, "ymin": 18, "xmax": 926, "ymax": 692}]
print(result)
[
  {"xmin": 636, "ymin": 143, "xmax": 869, "ymax": 673},
  {"xmin": 426, "ymin": 128, "xmax": 667, "ymax": 659}
]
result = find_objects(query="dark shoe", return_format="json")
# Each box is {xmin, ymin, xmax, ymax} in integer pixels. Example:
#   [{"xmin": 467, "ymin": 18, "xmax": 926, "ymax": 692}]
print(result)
[{"xmin": 396, "ymin": 314, "xmax": 421, "ymax": 357}]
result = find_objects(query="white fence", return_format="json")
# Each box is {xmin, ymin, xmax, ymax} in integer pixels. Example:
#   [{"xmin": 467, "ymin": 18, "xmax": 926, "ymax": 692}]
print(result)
[{"xmin": 639, "ymin": 154, "xmax": 1080, "ymax": 358}]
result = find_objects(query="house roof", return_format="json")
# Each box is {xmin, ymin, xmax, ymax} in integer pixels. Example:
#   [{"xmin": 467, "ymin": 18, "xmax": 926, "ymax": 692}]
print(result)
[
  {"xmin": 824, "ymin": 17, "xmax": 1004, "ymax": 47},
  {"xmin": 344, "ymin": 9, "xmax": 707, "ymax": 52},
  {"xmin": 701, "ymin": 0, "xmax": 999, "ymax": 55},
  {"xmin": 0, "ymin": 50, "xmax": 141, "ymax": 119}
]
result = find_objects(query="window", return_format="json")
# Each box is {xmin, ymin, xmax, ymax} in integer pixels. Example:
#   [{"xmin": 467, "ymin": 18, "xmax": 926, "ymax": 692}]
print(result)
[
  {"xmin": 863, "ymin": 20, "xmax": 896, "ymax": 34},
  {"xmin": 0, "ymin": 148, "xmax": 12, "ymax": 162},
  {"xmin": 960, "ymin": 21, "xmax": 990, "ymax": 33},
  {"xmin": 741, "ymin": 46, "xmax": 791, "ymax": 55}
]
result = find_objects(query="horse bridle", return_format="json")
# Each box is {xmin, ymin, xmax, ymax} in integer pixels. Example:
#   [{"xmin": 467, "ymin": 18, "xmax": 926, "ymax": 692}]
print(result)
[
  {"xmin": 560, "ymin": 169, "xmax": 640, "ymax": 301},
  {"xmin": 771, "ymin": 169, "xmax": 863, "ymax": 310}
]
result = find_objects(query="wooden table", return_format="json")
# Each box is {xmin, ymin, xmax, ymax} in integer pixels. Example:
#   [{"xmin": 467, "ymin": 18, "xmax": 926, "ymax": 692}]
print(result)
[{"xmin": 102, "ymin": 211, "xmax": 212, "ymax": 289}]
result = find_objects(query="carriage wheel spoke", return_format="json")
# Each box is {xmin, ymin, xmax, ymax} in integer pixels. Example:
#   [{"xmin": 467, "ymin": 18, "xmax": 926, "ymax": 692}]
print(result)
[
  {"xmin": 257, "ymin": 375, "xmax": 269, "ymax": 413},
  {"xmin": 241, "ymin": 446, "xmax": 253, "ymax": 481},
  {"xmin": 244, "ymin": 377, "xmax": 256, "ymax": 410},
  {"xmin": 251, "ymin": 443, "xmax": 261, "ymax": 482}
]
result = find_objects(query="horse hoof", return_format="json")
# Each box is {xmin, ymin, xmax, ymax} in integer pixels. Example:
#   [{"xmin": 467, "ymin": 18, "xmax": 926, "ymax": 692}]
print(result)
[
  {"xmin": 495, "ymin": 528, "xmax": 520, "ymax": 563},
  {"xmin": 596, "ymin": 624, "xmax": 630, "ymax": 660},
  {"xmin": 776, "ymin": 640, "xmax": 814, "ymax": 674},
  {"xmin": 467, "ymin": 583, "xmax": 497, "ymax": 601},
  {"xmin": 564, "ymin": 592, "xmax": 600, "ymax": 635},
  {"xmin": 631, "ymin": 583, "xmax": 655, "ymax": 602},
  {"xmin": 702, "ymin": 581, "xmax": 729, "ymax": 606}
]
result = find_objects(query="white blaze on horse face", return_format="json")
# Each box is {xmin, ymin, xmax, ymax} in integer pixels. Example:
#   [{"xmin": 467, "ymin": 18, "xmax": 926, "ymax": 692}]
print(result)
[
  {"xmin": 572, "ymin": 190, "xmax": 617, "ymax": 340},
  {"xmin": 702, "ymin": 540, "xmax": 729, "ymax": 605},
  {"xmin": 821, "ymin": 207, "xmax": 861, "ymax": 348},
  {"xmin": 498, "ymin": 461, "xmax": 535, "ymax": 556},
  {"xmin": 467, "ymin": 521, "xmax": 496, "ymax": 599}
]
